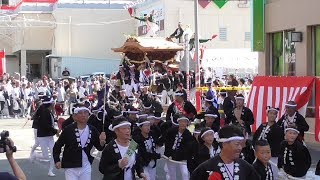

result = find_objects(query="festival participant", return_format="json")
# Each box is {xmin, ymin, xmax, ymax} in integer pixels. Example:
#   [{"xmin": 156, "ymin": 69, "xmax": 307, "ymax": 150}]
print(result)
[
  {"xmin": 190, "ymin": 125, "xmax": 260, "ymax": 180},
  {"xmin": 161, "ymin": 116, "xmax": 194, "ymax": 180},
  {"xmin": 187, "ymin": 123, "xmax": 202, "ymax": 174},
  {"xmin": 277, "ymin": 125, "xmax": 311, "ymax": 178},
  {"xmin": 99, "ymin": 117, "xmax": 147, "ymax": 180},
  {"xmin": 166, "ymin": 90, "xmax": 197, "ymax": 123},
  {"xmin": 253, "ymin": 140, "xmax": 274, "ymax": 180},
  {"xmin": 125, "ymin": 106, "xmax": 140, "ymax": 134},
  {"xmin": 277, "ymin": 101, "xmax": 309, "ymax": 141},
  {"xmin": 219, "ymin": 89, "xmax": 234, "ymax": 118},
  {"xmin": 132, "ymin": 118, "xmax": 161, "ymax": 180},
  {"xmin": 61, "ymin": 103, "xmax": 81, "ymax": 130},
  {"xmin": 200, "ymin": 110, "xmax": 220, "ymax": 132},
  {"xmin": 253, "ymin": 106, "xmax": 284, "ymax": 158},
  {"xmin": 132, "ymin": 13, "xmax": 159, "ymax": 37},
  {"xmin": 226, "ymin": 94, "xmax": 254, "ymax": 135},
  {"xmin": 239, "ymin": 126, "xmax": 255, "ymax": 164},
  {"xmin": 53, "ymin": 107, "xmax": 106, "ymax": 180},
  {"xmin": 195, "ymin": 127, "xmax": 220, "ymax": 166},
  {"xmin": 169, "ymin": 22, "xmax": 184, "ymax": 43},
  {"xmin": 36, "ymin": 96, "xmax": 60, "ymax": 177}
]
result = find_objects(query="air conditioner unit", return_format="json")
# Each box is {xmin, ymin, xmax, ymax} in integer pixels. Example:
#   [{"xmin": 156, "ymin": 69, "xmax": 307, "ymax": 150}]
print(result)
[{"xmin": 238, "ymin": 0, "xmax": 250, "ymax": 8}]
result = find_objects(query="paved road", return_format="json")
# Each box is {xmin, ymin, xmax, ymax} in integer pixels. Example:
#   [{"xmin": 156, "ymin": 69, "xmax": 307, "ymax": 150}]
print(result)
[{"xmin": 0, "ymin": 118, "xmax": 319, "ymax": 180}]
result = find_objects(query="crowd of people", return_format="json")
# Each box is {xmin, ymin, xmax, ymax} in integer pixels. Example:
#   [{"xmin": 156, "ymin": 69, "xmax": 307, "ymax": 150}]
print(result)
[{"xmin": 0, "ymin": 58, "xmax": 318, "ymax": 180}]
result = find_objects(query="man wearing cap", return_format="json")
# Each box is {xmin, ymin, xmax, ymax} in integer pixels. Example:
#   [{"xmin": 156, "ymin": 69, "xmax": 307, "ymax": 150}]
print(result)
[
  {"xmin": 99, "ymin": 117, "xmax": 147, "ymax": 180},
  {"xmin": 226, "ymin": 94, "xmax": 254, "ymax": 135},
  {"xmin": 277, "ymin": 101, "xmax": 309, "ymax": 141},
  {"xmin": 53, "ymin": 107, "xmax": 106, "ymax": 180},
  {"xmin": 191, "ymin": 125, "xmax": 260, "ymax": 180},
  {"xmin": 166, "ymin": 90, "xmax": 197, "ymax": 124}
]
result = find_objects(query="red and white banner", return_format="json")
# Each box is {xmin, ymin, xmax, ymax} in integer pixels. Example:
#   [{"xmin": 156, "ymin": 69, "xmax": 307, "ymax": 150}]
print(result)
[
  {"xmin": 246, "ymin": 76, "xmax": 315, "ymax": 132},
  {"xmin": 315, "ymin": 78, "xmax": 320, "ymax": 142},
  {"xmin": 0, "ymin": 50, "xmax": 6, "ymax": 78}
]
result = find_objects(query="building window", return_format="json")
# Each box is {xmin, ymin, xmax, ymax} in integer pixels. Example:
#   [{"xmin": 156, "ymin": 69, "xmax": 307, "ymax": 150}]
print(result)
[
  {"xmin": 313, "ymin": 26, "xmax": 320, "ymax": 76},
  {"xmin": 245, "ymin": 32, "xmax": 251, "ymax": 41},
  {"xmin": 219, "ymin": 27, "xmax": 227, "ymax": 41},
  {"xmin": 270, "ymin": 30, "xmax": 296, "ymax": 76}
]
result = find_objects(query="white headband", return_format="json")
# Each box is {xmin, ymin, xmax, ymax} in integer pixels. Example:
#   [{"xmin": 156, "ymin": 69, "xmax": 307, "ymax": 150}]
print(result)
[
  {"xmin": 217, "ymin": 136, "xmax": 244, "ymax": 143},
  {"xmin": 267, "ymin": 108, "xmax": 279, "ymax": 112},
  {"xmin": 193, "ymin": 130, "xmax": 201, "ymax": 134},
  {"xmin": 126, "ymin": 110, "xmax": 139, "ymax": 114},
  {"xmin": 114, "ymin": 112, "xmax": 123, "ymax": 119},
  {"xmin": 201, "ymin": 130, "xmax": 215, "ymax": 138},
  {"xmin": 74, "ymin": 107, "xmax": 91, "ymax": 114},
  {"xmin": 177, "ymin": 117, "xmax": 189, "ymax": 122},
  {"xmin": 285, "ymin": 128, "xmax": 299, "ymax": 134},
  {"xmin": 235, "ymin": 96, "xmax": 245, "ymax": 100},
  {"xmin": 128, "ymin": 97, "xmax": 136, "ymax": 101},
  {"xmin": 147, "ymin": 116, "xmax": 155, "ymax": 119},
  {"xmin": 144, "ymin": 105, "xmax": 152, "ymax": 109},
  {"xmin": 42, "ymin": 98, "xmax": 55, "ymax": 104},
  {"xmin": 108, "ymin": 121, "xmax": 131, "ymax": 131},
  {"xmin": 205, "ymin": 114, "xmax": 218, "ymax": 118},
  {"xmin": 174, "ymin": 92, "xmax": 184, "ymax": 96},
  {"xmin": 205, "ymin": 98, "xmax": 215, "ymax": 102},
  {"xmin": 137, "ymin": 121, "xmax": 151, "ymax": 127},
  {"xmin": 285, "ymin": 103, "xmax": 297, "ymax": 107},
  {"xmin": 138, "ymin": 114, "xmax": 148, "ymax": 118}
]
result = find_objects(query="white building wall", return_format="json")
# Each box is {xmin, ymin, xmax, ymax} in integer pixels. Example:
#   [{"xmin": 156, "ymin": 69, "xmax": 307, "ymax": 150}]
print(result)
[
  {"xmin": 135, "ymin": 0, "xmax": 251, "ymax": 49},
  {"xmin": 52, "ymin": 9, "xmax": 135, "ymax": 60}
]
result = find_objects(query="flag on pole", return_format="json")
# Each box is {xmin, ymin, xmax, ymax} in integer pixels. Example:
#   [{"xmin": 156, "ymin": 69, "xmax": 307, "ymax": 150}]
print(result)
[
  {"xmin": 246, "ymin": 76, "xmax": 314, "ymax": 132},
  {"xmin": 0, "ymin": 49, "xmax": 6, "ymax": 79}
]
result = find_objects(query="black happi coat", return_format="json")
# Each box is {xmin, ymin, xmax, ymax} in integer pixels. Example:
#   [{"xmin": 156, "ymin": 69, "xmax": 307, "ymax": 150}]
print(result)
[
  {"xmin": 253, "ymin": 159, "xmax": 274, "ymax": 180},
  {"xmin": 253, "ymin": 122, "xmax": 284, "ymax": 157},
  {"xmin": 36, "ymin": 106, "xmax": 57, "ymax": 137},
  {"xmin": 277, "ymin": 140, "xmax": 311, "ymax": 178},
  {"xmin": 132, "ymin": 132, "xmax": 161, "ymax": 168},
  {"xmin": 226, "ymin": 107, "xmax": 254, "ymax": 135},
  {"xmin": 53, "ymin": 123, "xmax": 104, "ymax": 168},
  {"xmin": 87, "ymin": 114, "xmax": 103, "ymax": 133},
  {"xmin": 151, "ymin": 123, "xmax": 162, "ymax": 140},
  {"xmin": 191, "ymin": 155, "xmax": 261, "ymax": 180},
  {"xmin": 277, "ymin": 111, "xmax": 309, "ymax": 139},
  {"xmin": 62, "ymin": 115, "xmax": 74, "ymax": 130},
  {"xmin": 99, "ymin": 140, "xmax": 143, "ymax": 180},
  {"xmin": 166, "ymin": 100, "xmax": 197, "ymax": 122},
  {"xmin": 240, "ymin": 140, "xmax": 255, "ymax": 164},
  {"xmin": 162, "ymin": 127, "xmax": 193, "ymax": 161},
  {"xmin": 195, "ymin": 142, "xmax": 221, "ymax": 166},
  {"xmin": 187, "ymin": 136, "xmax": 199, "ymax": 173},
  {"xmin": 200, "ymin": 120, "xmax": 220, "ymax": 134},
  {"xmin": 222, "ymin": 96, "xmax": 234, "ymax": 117}
]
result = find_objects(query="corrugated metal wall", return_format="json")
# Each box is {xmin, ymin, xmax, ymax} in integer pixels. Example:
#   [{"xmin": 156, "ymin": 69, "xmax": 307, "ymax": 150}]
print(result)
[{"xmin": 61, "ymin": 56, "xmax": 120, "ymax": 77}]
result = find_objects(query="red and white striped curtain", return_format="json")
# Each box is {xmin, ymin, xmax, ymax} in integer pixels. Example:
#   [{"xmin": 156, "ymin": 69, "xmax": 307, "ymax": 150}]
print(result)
[{"xmin": 246, "ymin": 76, "xmax": 315, "ymax": 132}]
